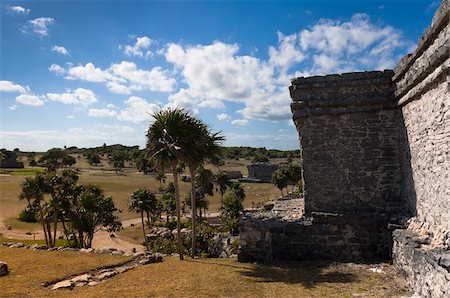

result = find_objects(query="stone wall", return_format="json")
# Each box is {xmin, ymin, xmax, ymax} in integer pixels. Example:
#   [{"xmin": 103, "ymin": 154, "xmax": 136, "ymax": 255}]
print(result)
[
  {"xmin": 393, "ymin": 0, "xmax": 449, "ymax": 249},
  {"xmin": 239, "ymin": 1, "xmax": 449, "ymax": 296},
  {"xmin": 290, "ymin": 71, "xmax": 405, "ymax": 218}
]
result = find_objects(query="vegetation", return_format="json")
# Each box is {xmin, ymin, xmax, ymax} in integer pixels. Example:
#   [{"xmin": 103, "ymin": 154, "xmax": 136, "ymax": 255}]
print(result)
[
  {"xmin": 18, "ymin": 170, "xmax": 122, "ymax": 248},
  {"xmin": 108, "ymin": 150, "xmax": 126, "ymax": 174},
  {"xmin": 128, "ymin": 188, "xmax": 158, "ymax": 244},
  {"xmin": 272, "ymin": 163, "xmax": 302, "ymax": 196}
]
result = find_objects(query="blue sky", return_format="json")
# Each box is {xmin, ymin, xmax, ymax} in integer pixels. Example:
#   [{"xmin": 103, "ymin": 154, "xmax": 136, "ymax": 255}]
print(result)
[{"xmin": 0, "ymin": 0, "xmax": 440, "ymax": 151}]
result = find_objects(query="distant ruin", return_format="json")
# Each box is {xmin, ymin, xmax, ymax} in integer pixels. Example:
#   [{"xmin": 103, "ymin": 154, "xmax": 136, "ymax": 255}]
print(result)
[
  {"xmin": 246, "ymin": 163, "xmax": 278, "ymax": 183},
  {"xmin": 0, "ymin": 151, "xmax": 24, "ymax": 169},
  {"xmin": 239, "ymin": 1, "xmax": 449, "ymax": 296}
]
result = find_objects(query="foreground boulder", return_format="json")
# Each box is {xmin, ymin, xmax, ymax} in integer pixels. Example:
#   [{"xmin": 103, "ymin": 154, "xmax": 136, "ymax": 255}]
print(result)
[{"xmin": 0, "ymin": 261, "xmax": 8, "ymax": 277}]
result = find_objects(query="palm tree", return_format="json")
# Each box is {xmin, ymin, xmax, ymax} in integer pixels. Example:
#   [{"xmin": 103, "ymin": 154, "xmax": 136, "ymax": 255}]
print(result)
[
  {"xmin": 147, "ymin": 108, "xmax": 201, "ymax": 260},
  {"xmin": 184, "ymin": 126, "xmax": 224, "ymax": 257},
  {"xmin": 19, "ymin": 173, "xmax": 51, "ymax": 246},
  {"xmin": 129, "ymin": 188, "xmax": 157, "ymax": 245},
  {"xmin": 215, "ymin": 171, "xmax": 231, "ymax": 202}
]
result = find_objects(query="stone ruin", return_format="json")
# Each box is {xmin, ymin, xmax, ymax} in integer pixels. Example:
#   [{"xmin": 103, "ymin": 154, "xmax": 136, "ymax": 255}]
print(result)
[
  {"xmin": 0, "ymin": 150, "xmax": 24, "ymax": 168},
  {"xmin": 239, "ymin": 1, "xmax": 449, "ymax": 296},
  {"xmin": 246, "ymin": 162, "xmax": 279, "ymax": 183}
]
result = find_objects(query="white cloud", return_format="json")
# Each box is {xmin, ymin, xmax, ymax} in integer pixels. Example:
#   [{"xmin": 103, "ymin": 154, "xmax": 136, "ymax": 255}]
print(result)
[
  {"xmin": 46, "ymin": 88, "xmax": 99, "ymax": 107},
  {"xmin": 9, "ymin": 105, "xmax": 19, "ymax": 110},
  {"xmin": 66, "ymin": 115, "xmax": 75, "ymax": 119},
  {"xmin": 298, "ymin": 13, "xmax": 408, "ymax": 72},
  {"xmin": 217, "ymin": 113, "xmax": 231, "ymax": 121},
  {"xmin": 8, "ymin": 6, "xmax": 30, "ymax": 14},
  {"xmin": 231, "ymin": 119, "xmax": 249, "ymax": 126},
  {"xmin": 51, "ymin": 45, "xmax": 70, "ymax": 56},
  {"xmin": 66, "ymin": 63, "xmax": 112, "ymax": 82},
  {"xmin": 88, "ymin": 108, "xmax": 118, "ymax": 117},
  {"xmin": 269, "ymin": 31, "xmax": 304, "ymax": 70},
  {"xmin": 16, "ymin": 94, "xmax": 44, "ymax": 106},
  {"xmin": 58, "ymin": 61, "xmax": 175, "ymax": 93},
  {"xmin": 49, "ymin": 64, "xmax": 66, "ymax": 74},
  {"xmin": 120, "ymin": 36, "xmax": 154, "ymax": 58},
  {"xmin": 27, "ymin": 17, "xmax": 55, "ymax": 37},
  {"xmin": 0, "ymin": 81, "xmax": 29, "ymax": 93},
  {"xmin": 117, "ymin": 96, "xmax": 159, "ymax": 123}
]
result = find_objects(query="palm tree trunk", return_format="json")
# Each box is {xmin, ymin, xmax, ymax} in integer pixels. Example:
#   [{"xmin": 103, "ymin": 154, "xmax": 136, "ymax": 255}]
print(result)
[
  {"xmin": 46, "ymin": 222, "xmax": 53, "ymax": 247},
  {"xmin": 189, "ymin": 167, "xmax": 197, "ymax": 258},
  {"xmin": 53, "ymin": 213, "xmax": 58, "ymax": 247},
  {"xmin": 141, "ymin": 211, "xmax": 147, "ymax": 245},
  {"xmin": 41, "ymin": 220, "xmax": 48, "ymax": 247},
  {"xmin": 172, "ymin": 164, "xmax": 183, "ymax": 260}
]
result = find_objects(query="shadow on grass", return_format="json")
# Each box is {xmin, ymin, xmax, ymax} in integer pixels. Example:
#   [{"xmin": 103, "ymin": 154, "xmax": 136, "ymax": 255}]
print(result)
[{"xmin": 238, "ymin": 261, "xmax": 356, "ymax": 289}]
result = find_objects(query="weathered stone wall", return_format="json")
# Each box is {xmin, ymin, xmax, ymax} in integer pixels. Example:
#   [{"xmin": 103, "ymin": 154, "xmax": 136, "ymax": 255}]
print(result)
[
  {"xmin": 393, "ymin": 230, "xmax": 450, "ymax": 297},
  {"xmin": 247, "ymin": 162, "xmax": 279, "ymax": 183},
  {"xmin": 393, "ymin": 0, "xmax": 449, "ymax": 248},
  {"xmin": 290, "ymin": 71, "xmax": 404, "ymax": 217}
]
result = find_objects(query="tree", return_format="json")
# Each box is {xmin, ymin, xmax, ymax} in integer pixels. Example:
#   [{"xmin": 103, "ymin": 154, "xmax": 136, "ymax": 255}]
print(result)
[
  {"xmin": 220, "ymin": 192, "xmax": 244, "ymax": 234},
  {"xmin": 160, "ymin": 192, "xmax": 176, "ymax": 223},
  {"xmin": 214, "ymin": 171, "xmax": 231, "ymax": 202},
  {"xmin": 252, "ymin": 154, "xmax": 269, "ymax": 163},
  {"xmin": 19, "ymin": 173, "xmax": 52, "ymax": 246},
  {"xmin": 71, "ymin": 185, "xmax": 122, "ymax": 248},
  {"xmin": 272, "ymin": 168, "xmax": 288, "ymax": 196},
  {"xmin": 86, "ymin": 152, "xmax": 101, "ymax": 166},
  {"xmin": 109, "ymin": 150, "xmax": 126, "ymax": 173},
  {"xmin": 62, "ymin": 155, "xmax": 76, "ymax": 167},
  {"xmin": 155, "ymin": 172, "xmax": 166, "ymax": 187},
  {"xmin": 129, "ymin": 188, "xmax": 158, "ymax": 245},
  {"xmin": 230, "ymin": 182, "xmax": 246, "ymax": 201},
  {"xmin": 183, "ymin": 123, "xmax": 223, "ymax": 257},
  {"xmin": 147, "ymin": 108, "xmax": 200, "ymax": 260}
]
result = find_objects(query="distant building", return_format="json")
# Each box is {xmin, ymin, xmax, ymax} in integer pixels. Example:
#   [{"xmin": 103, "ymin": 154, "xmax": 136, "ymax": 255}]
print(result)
[
  {"xmin": 0, "ymin": 151, "xmax": 24, "ymax": 168},
  {"xmin": 225, "ymin": 170, "xmax": 242, "ymax": 179},
  {"xmin": 246, "ymin": 162, "xmax": 278, "ymax": 183}
]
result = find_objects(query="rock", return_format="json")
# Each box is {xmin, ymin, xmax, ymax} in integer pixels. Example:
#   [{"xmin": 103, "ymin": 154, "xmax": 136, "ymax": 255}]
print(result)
[
  {"xmin": 71, "ymin": 274, "xmax": 91, "ymax": 283},
  {"xmin": 132, "ymin": 252, "xmax": 145, "ymax": 258},
  {"xmin": 80, "ymin": 248, "xmax": 94, "ymax": 253},
  {"xmin": 88, "ymin": 281, "xmax": 99, "ymax": 286},
  {"xmin": 219, "ymin": 251, "xmax": 229, "ymax": 258},
  {"xmin": 111, "ymin": 250, "xmax": 124, "ymax": 256},
  {"xmin": 10, "ymin": 242, "xmax": 24, "ymax": 248},
  {"xmin": 96, "ymin": 271, "xmax": 116, "ymax": 280},
  {"xmin": 0, "ymin": 262, "xmax": 9, "ymax": 277},
  {"xmin": 52, "ymin": 280, "xmax": 73, "ymax": 290}
]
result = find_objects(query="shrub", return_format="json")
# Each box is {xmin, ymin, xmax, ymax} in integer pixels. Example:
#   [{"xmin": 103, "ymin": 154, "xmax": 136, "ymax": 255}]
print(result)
[{"xmin": 17, "ymin": 208, "xmax": 37, "ymax": 222}]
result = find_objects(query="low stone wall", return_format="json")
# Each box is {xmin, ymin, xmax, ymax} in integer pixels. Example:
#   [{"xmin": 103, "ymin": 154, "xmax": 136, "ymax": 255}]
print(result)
[
  {"xmin": 393, "ymin": 229, "xmax": 450, "ymax": 297},
  {"xmin": 239, "ymin": 199, "xmax": 393, "ymax": 263}
]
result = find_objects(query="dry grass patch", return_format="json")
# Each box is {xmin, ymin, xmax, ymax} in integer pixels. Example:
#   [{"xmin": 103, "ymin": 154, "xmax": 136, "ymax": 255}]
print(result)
[
  {"xmin": 0, "ymin": 247, "xmax": 132, "ymax": 297},
  {"xmin": 71, "ymin": 257, "xmax": 410, "ymax": 298}
]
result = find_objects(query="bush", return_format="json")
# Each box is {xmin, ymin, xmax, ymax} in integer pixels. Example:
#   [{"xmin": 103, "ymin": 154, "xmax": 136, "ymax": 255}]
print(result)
[
  {"xmin": 148, "ymin": 238, "xmax": 177, "ymax": 254},
  {"xmin": 17, "ymin": 208, "xmax": 37, "ymax": 222}
]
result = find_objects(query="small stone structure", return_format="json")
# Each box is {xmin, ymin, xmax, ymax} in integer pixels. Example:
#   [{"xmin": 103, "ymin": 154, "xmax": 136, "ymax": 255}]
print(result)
[
  {"xmin": 246, "ymin": 162, "xmax": 278, "ymax": 183},
  {"xmin": 239, "ymin": 1, "xmax": 449, "ymax": 296},
  {"xmin": 225, "ymin": 170, "xmax": 242, "ymax": 179},
  {"xmin": 0, "ymin": 151, "xmax": 24, "ymax": 168}
]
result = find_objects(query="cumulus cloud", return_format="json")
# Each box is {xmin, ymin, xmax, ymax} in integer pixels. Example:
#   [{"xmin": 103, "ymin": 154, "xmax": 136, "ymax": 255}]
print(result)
[
  {"xmin": 48, "ymin": 64, "xmax": 66, "ymax": 75},
  {"xmin": 298, "ymin": 13, "xmax": 408, "ymax": 72},
  {"xmin": 120, "ymin": 36, "xmax": 154, "ymax": 58},
  {"xmin": 8, "ymin": 6, "xmax": 30, "ymax": 14},
  {"xmin": 117, "ymin": 96, "xmax": 159, "ymax": 123},
  {"xmin": 160, "ymin": 14, "xmax": 409, "ymax": 122},
  {"xmin": 231, "ymin": 119, "xmax": 249, "ymax": 126},
  {"xmin": 88, "ymin": 108, "xmax": 118, "ymax": 117},
  {"xmin": 57, "ymin": 61, "xmax": 175, "ymax": 94},
  {"xmin": 217, "ymin": 113, "xmax": 231, "ymax": 121},
  {"xmin": 51, "ymin": 45, "xmax": 70, "ymax": 56},
  {"xmin": 46, "ymin": 88, "xmax": 99, "ymax": 107},
  {"xmin": 0, "ymin": 81, "xmax": 29, "ymax": 93},
  {"xmin": 16, "ymin": 94, "xmax": 44, "ymax": 106},
  {"xmin": 27, "ymin": 17, "xmax": 55, "ymax": 37}
]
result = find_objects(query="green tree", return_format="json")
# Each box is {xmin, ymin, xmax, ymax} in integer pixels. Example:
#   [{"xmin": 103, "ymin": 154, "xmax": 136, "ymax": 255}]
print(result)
[
  {"xmin": 147, "ymin": 108, "xmax": 200, "ymax": 260},
  {"xmin": 19, "ymin": 173, "xmax": 53, "ymax": 247},
  {"xmin": 220, "ymin": 192, "xmax": 244, "ymax": 235},
  {"xmin": 272, "ymin": 168, "xmax": 288, "ymax": 196},
  {"xmin": 72, "ymin": 185, "xmax": 122, "ymax": 248},
  {"xmin": 230, "ymin": 182, "xmax": 246, "ymax": 201},
  {"xmin": 160, "ymin": 192, "xmax": 176, "ymax": 223},
  {"xmin": 62, "ymin": 155, "xmax": 76, "ymax": 167},
  {"xmin": 214, "ymin": 171, "xmax": 231, "ymax": 202},
  {"xmin": 129, "ymin": 188, "xmax": 158, "ymax": 245},
  {"xmin": 155, "ymin": 172, "xmax": 166, "ymax": 187},
  {"xmin": 108, "ymin": 150, "xmax": 126, "ymax": 173},
  {"xmin": 86, "ymin": 152, "xmax": 101, "ymax": 166}
]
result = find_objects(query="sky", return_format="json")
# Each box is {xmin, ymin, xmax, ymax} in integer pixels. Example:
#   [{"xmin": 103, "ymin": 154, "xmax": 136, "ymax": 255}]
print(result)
[{"xmin": 0, "ymin": 0, "xmax": 441, "ymax": 151}]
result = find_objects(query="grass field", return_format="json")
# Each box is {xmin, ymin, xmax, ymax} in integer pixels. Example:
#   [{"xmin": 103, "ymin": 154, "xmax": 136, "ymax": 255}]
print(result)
[
  {"xmin": 0, "ymin": 247, "xmax": 410, "ymax": 297},
  {"xmin": 0, "ymin": 157, "xmax": 281, "ymax": 229}
]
